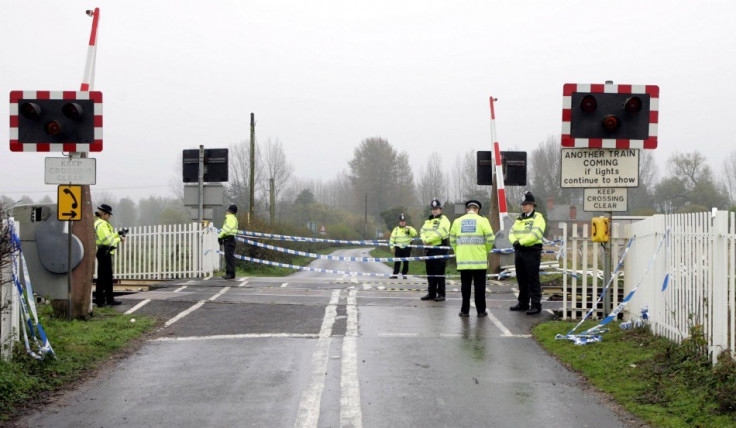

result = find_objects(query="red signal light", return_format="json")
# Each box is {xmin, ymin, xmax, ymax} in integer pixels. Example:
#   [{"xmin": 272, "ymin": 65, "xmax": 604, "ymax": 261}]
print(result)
[
  {"xmin": 45, "ymin": 120, "xmax": 62, "ymax": 136},
  {"xmin": 602, "ymin": 115, "xmax": 619, "ymax": 132},
  {"xmin": 580, "ymin": 95, "xmax": 597, "ymax": 113},
  {"xmin": 20, "ymin": 102, "xmax": 42, "ymax": 120},
  {"xmin": 624, "ymin": 96, "xmax": 642, "ymax": 114},
  {"xmin": 62, "ymin": 102, "xmax": 84, "ymax": 120}
]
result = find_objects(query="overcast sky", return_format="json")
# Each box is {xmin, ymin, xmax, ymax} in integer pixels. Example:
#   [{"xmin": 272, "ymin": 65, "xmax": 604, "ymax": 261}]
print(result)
[{"xmin": 1, "ymin": 1, "xmax": 735, "ymax": 203}]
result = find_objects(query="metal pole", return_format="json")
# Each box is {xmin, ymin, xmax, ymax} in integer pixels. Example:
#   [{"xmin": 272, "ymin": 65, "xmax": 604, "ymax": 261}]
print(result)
[
  {"xmin": 198, "ymin": 145, "xmax": 204, "ymax": 224},
  {"xmin": 269, "ymin": 178, "xmax": 275, "ymax": 226},
  {"xmin": 67, "ymin": 221, "xmax": 72, "ymax": 320},
  {"xmin": 249, "ymin": 113, "xmax": 255, "ymax": 224},
  {"xmin": 602, "ymin": 211, "xmax": 612, "ymax": 317}
]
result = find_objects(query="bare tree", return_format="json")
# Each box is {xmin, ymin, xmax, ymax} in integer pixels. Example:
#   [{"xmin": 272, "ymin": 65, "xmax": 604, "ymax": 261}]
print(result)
[
  {"xmin": 348, "ymin": 137, "xmax": 416, "ymax": 216},
  {"xmin": 256, "ymin": 139, "xmax": 294, "ymax": 220},
  {"xmin": 417, "ymin": 152, "xmax": 448, "ymax": 206},
  {"xmin": 723, "ymin": 151, "xmax": 736, "ymax": 207},
  {"xmin": 225, "ymin": 139, "xmax": 261, "ymax": 213},
  {"xmin": 451, "ymin": 150, "xmax": 491, "ymax": 204},
  {"xmin": 628, "ymin": 149, "xmax": 659, "ymax": 215},
  {"xmin": 529, "ymin": 135, "xmax": 578, "ymax": 208},
  {"xmin": 654, "ymin": 151, "xmax": 728, "ymax": 212}
]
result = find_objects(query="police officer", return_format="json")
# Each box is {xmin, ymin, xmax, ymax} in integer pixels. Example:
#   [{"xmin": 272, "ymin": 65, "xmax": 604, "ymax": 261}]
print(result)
[
  {"xmin": 420, "ymin": 199, "xmax": 451, "ymax": 301},
  {"xmin": 509, "ymin": 192, "xmax": 547, "ymax": 315},
  {"xmin": 389, "ymin": 213, "xmax": 417, "ymax": 279},
  {"xmin": 94, "ymin": 204, "xmax": 124, "ymax": 307},
  {"xmin": 450, "ymin": 200, "xmax": 495, "ymax": 317},
  {"xmin": 218, "ymin": 204, "xmax": 239, "ymax": 279}
]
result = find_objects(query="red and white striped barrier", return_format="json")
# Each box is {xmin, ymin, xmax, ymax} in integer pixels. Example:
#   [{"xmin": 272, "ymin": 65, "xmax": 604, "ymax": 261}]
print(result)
[{"xmin": 489, "ymin": 97, "xmax": 508, "ymax": 230}]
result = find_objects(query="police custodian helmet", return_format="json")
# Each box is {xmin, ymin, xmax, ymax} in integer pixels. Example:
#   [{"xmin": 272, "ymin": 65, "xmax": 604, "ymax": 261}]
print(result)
[
  {"xmin": 521, "ymin": 192, "xmax": 537, "ymax": 206},
  {"xmin": 430, "ymin": 199, "xmax": 442, "ymax": 209}
]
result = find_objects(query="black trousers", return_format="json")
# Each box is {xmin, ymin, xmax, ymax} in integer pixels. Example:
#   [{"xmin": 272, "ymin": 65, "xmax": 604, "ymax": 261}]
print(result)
[
  {"xmin": 460, "ymin": 269, "xmax": 487, "ymax": 315},
  {"xmin": 515, "ymin": 248, "xmax": 542, "ymax": 308},
  {"xmin": 392, "ymin": 247, "xmax": 412, "ymax": 275},
  {"xmin": 425, "ymin": 247, "xmax": 447, "ymax": 298},
  {"xmin": 95, "ymin": 247, "xmax": 114, "ymax": 305},
  {"xmin": 223, "ymin": 237, "xmax": 236, "ymax": 277}
]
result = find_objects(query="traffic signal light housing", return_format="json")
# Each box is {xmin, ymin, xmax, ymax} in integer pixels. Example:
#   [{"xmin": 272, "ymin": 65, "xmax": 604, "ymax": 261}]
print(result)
[
  {"xmin": 183, "ymin": 148, "xmax": 229, "ymax": 183},
  {"xmin": 476, "ymin": 151, "xmax": 493, "ymax": 185},
  {"xmin": 9, "ymin": 90, "xmax": 103, "ymax": 152},
  {"xmin": 561, "ymin": 83, "xmax": 658, "ymax": 149},
  {"xmin": 500, "ymin": 151, "xmax": 527, "ymax": 186}
]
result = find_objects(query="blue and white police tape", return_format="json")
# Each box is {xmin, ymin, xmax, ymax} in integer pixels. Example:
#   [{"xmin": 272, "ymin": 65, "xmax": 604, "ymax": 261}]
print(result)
[
  {"xmin": 8, "ymin": 219, "xmax": 55, "ymax": 360},
  {"xmin": 236, "ymin": 236, "xmax": 454, "ymax": 262},
  {"xmin": 620, "ymin": 306, "xmax": 649, "ymax": 330},
  {"xmin": 229, "ymin": 252, "xmax": 423, "ymax": 278},
  {"xmin": 208, "ymin": 226, "xmax": 455, "ymax": 250},
  {"xmin": 222, "ymin": 251, "xmax": 513, "ymax": 279},
  {"xmin": 557, "ymin": 228, "xmax": 671, "ymax": 344}
]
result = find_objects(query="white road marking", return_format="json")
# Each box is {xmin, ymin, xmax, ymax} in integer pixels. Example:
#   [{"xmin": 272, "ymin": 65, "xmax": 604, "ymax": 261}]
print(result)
[
  {"xmin": 124, "ymin": 299, "xmax": 151, "ymax": 314},
  {"xmin": 153, "ymin": 333, "xmax": 318, "ymax": 342},
  {"xmin": 163, "ymin": 287, "xmax": 231, "ymax": 328},
  {"xmin": 486, "ymin": 310, "xmax": 515, "ymax": 337},
  {"xmin": 281, "ymin": 282, "xmax": 288, "ymax": 287},
  {"xmin": 341, "ymin": 290, "xmax": 362, "ymax": 427},
  {"xmin": 172, "ymin": 286, "xmax": 188, "ymax": 293},
  {"xmin": 294, "ymin": 289, "xmax": 340, "ymax": 428},
  {"xmin": 378, "ymin": 333, "xmax": 418, "ymax": 337},
  {"xmin": 238, "ymin": 279, "xmax": 249, "ymax": 287}
]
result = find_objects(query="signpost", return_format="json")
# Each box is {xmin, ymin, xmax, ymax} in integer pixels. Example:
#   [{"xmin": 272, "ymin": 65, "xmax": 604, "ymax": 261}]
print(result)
[{"xmin": 560, "ymin": 81, "xmax": 659, "ymax": 318}]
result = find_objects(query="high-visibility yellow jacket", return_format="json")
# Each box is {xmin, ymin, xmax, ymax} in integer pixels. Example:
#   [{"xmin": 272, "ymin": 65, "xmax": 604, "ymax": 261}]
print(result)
[
  {"xmin": 450, "ymin": 212, "xmax": 495, "ymax": 270},
  {"xmin": 94, "ymin": 218, "xmax": 120, "ymax": 248},
  {"xmin": 390, "ymin": 225, "xmax": 417, "ymax": 249},
  {"xmin": 219, "ymin": 213, "xmax": 239, "ymax": 238},
  {"xmin": 509, "ymin": 211, "xmax": 546, "ymax": 247},
  {"xmin": 420, "ymin": 215, "xmax": 450, "ymax": 247}
]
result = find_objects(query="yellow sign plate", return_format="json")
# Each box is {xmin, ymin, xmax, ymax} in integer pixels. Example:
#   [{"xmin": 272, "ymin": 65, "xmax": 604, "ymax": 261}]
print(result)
[{"xmin": 57, "ymin": 185, "xmax": 82, "ymax": 221}]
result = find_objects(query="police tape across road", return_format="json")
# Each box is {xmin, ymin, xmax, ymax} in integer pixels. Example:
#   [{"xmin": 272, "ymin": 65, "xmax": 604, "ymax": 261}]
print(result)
[
  {"xmin": 212, "ymin": 227, "xmax": 565, "ymax": 255},
  {"xmin": 236, "ymin": 236, "xmax": 454, "ymax": 262}
]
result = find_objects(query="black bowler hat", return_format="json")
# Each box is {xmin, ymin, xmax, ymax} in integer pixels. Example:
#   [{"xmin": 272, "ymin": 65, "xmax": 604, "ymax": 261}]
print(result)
[
  {"xmin": 465, "ymin": 200, "xmax": 482, "ymax": 210},
  {"xmin": 97, "ymin": 204, "xmax": 113, "ymax": 215}
]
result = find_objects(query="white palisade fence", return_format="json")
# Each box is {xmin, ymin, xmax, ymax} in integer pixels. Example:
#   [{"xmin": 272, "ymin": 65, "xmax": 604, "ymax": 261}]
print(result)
[{"xmin": 112, "ymin": 223, "xmax": 220, "ymax": 280}]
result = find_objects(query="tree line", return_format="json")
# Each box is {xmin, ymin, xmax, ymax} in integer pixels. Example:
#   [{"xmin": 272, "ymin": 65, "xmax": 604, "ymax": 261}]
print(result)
[{"xmin": 3, "ymin": 136, "xmax": 735, "ymax": 238}]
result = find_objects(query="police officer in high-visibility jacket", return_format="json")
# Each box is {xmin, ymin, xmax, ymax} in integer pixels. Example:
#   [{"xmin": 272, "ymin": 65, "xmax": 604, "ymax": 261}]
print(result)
[
  {"xmin": 94, "ymin": 204, "xmax": 124, "ymax": 307},
  {"xmin": 218, "ymin": 204, "xmax": 239, "ymax": 279},
  {"xmin": 389, "ymin": 213, "xmax": 417, "ymax": 279},
  {"xmin": 450, "ymin": 200, "xmax": 495, "ymax": 317},
  {"xmin": 509, "ymin": 192, "xmax": 547, "ymax": 315},
  {"xmin": 420, "ymin": 199, "xmax": 451, "ymax": 301}
]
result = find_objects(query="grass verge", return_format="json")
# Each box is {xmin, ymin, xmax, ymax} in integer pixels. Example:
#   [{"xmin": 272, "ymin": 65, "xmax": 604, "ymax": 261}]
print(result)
[
  {"xmin": 0, "ymin": 305, "xmax": 157, "ymax": 421},
  {"xmin": 534, "ymin": 320, "xmax": 736, "ymax": 427}
]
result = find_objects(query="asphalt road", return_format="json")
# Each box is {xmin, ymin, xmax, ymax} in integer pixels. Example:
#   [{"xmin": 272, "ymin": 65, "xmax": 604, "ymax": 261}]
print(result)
[{"xmin": 17, "ymin": 248, "xmax": 643, "ymax": 428}]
